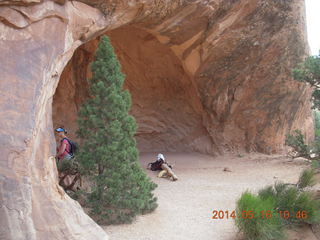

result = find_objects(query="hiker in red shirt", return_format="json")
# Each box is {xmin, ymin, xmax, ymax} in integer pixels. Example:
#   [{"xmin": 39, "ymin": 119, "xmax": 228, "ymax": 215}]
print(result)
[{"xmin": 55, "ymin": 127, "xmax": 73, "ymax": 161}]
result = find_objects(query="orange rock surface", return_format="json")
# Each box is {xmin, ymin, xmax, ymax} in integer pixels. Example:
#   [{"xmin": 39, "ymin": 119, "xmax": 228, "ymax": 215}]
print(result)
[{"xmin": 0, "ymin": 0, "xmax": 314, "ymax": 239}]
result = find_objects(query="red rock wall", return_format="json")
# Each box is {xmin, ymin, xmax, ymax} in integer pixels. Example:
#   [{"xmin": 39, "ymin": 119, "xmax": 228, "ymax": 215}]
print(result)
[
  {"xmin": 0, "ymin": 0, "xmax": 314, "ymax": 239},
  {"xmin": 53, "ymin": 26, "xmax": 216, "ymax": 154},
  {"xmin": 54, "ymin": 0, "xmax": 314, "ymax": 155},
  {"xmin": 0, "ymin": 2, "xmax": 111, "ymax": 240}
]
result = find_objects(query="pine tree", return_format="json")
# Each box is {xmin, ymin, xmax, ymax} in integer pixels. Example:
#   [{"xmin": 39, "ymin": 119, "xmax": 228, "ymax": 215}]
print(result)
[
  {"xmin": 76, "ymin": 36, "xmax": 157, "ymax": 225},
  {"xmin": 293, "ymin": 54, "xmax": 320, "ymax": 109}
]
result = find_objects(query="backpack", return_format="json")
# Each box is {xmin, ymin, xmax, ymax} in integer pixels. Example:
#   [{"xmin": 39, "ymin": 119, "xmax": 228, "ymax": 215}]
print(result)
[
  {"xmin": 63, "ymin": 138, "xmax": 78, "ymax": 156},
  {"xmin": 148, "ymin": 159, "xmax": 172, "ymax": 171}
]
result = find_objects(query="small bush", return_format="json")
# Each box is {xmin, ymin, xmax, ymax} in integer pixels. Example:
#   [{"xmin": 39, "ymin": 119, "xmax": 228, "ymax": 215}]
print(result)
[
  {"xmin": 294, "ymin": 191, "xmax": 320, "ymax": 225},
  {"xmin": 316, "ymin": 129, "xmax": 320, "ymax": 139},
  {"xmin": 285, "ymin": 130, "xmax": 309, "ymax": 158},
  {"xmin": 258, "ymin": 185, "xmax": 276, "ymax": 200},
  {"xmin": 292, "ymin": 55, "xmax": 320, "ymax": 109},
  {"xmin": 309, "ymin": 140, "xmax": 320, "ymax": 161},
  {"xmin": 56, "ymin": 158, "xmax": 79, "ymax": 174},
  {"xmin": 68, "ymin": 189, "xmax": 86, "ymax": 201},
  {"xmin": 235, "ymin": 192, "xmax": 284, "ymax": 240},
  {"xmin": 278, "ymin": 187, "xmax": 320, "ymax": 225},
  {"xmin": 314, "ymin": 111, "xmax": 320, "ymax": 138},
  {"xmin": 258, "ymin": 181, "xmax": 320, "ymax": 226},
  {"xmin": 311, "ymin": 160, "xmax": 320, "ymax": 169},
  {"xmin": 297, "ymin": 169, "xmax": 316, "ymax": 189}
]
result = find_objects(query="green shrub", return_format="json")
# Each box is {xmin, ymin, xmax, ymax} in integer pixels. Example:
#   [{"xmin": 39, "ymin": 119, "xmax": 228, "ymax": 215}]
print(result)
[
  {"xmin": 292, "ymin": 55, "xmax": 320, "ymax": 109},
  {"xmin": 276, "ymin": 186, "xmax": 304, "ymax": 225},
  {"xmin": 309, "ymin": 140, "xmax": 320, "ymax": 162},
  {"xmin": 312, "ymin": 139, "xmax": 320, "ymax": 152},
  {"xmin": 68, "ymin": 189, "xmax": 86, "ymax": 201},
  {"xmin": 56, "ymin": 158, "xmax": 78, "ymax": 173},
  {"xmin": 277, "ymin": 187, "xmax": 320, "ymax": 225},
  {"xmin": 285, "ymin": 128, "xmax": 320, "ymax": 162},
  {"xmin": 314, "ymin": 111, "xmax": 320, "ymax": 132},
  {"xmin": 258, "ymin": 182, "xmax": 320, "ymax": 226},
  {"xmin": 297, "ymin": 169, "xmax": 316, "ymax": 189},
  {"xmin": 235, "ymin": 192, "xmax": 284, "ymax": 240},
  {"xmin": 316, "ymin": 129, "xmax": 320, "ymax": 139},
  {"xmin": 258, "ymin": 185, "xmax": 276, "ymax": 200},
  {"xmin": 285, "ymin": 130, "xmax": 309, "ymax": 158},
  {"xmin": 294, "ymin": 191, "xmax": 320, "ymax": 225},
  {"xmin": 311, "ymin": 160, "xmax": 320, "ymax": 169}
]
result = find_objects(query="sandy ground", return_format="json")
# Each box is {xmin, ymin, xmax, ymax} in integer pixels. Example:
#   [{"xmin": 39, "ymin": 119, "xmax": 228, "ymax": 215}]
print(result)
[{"xmin": 103, "ymin": 152, "xmax": 317, "ymax": 240}]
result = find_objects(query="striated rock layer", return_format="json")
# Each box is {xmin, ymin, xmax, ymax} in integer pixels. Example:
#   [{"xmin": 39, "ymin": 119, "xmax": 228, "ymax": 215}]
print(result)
[{"xmin": 0, "ymin": 0, "xmax": 314, "ymax": 239}]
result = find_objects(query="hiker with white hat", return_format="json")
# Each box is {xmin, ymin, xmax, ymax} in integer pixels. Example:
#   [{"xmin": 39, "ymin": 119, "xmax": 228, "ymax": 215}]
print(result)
[{"xmin": 148, "ymin": 153, "xmax": 178, "ymax": 181}]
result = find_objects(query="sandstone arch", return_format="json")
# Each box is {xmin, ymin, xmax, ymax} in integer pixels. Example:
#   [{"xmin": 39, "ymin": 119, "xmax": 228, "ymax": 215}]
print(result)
[
  {"xmin": 53, "ymin": 25, "xmax": 216, "ymax": 154},
  {"xmin": 0, "ymin": 0, "xmax": 314, "ymax": 239}
]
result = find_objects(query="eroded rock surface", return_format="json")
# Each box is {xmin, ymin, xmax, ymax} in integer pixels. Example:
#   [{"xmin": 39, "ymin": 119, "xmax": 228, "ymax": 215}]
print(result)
[
  {"xmin": 0, "ymin": 0, "xmax": 314, "ymax": 239},
  {"xmin": 54, "ymin": 26, "xmax": 214, "ymax": 154}
]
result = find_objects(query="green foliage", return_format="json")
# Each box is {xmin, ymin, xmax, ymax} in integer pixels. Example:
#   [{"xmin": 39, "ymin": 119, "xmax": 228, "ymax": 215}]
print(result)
[
  {"xmin": 258, "ymin": 181, "xmax": 320, "ymax": 226},
  {"xmin": 285, "ymin": 130, "xmax": 309, "ymax": 157},
  {"xmin": 68, "ymin": 189, "xmax": 86, "ymax": 201},
  {"xmin": 292, "ymin": 55, "xmax": 320, "ymax": 109},
  {"xmin": 311, "ymin": 160, "xmax": 320, "ymax": 169},
  {"xmin": 316, "ymin": 129, "xmax": 320, "ymax": 139},
  {"xmin": 290, "ymin": 56, "xmax": 320, "ymax": 162},
  {"xmin": 314, "ymin": 111, "xmax": 320, "ymax": 130},
  {"xmin": 258, "ymin": 185, "xmax": 276, "ymax": 200},
  {"xmin": 56, "ymin": 158, "xmax": 78, "ymax": 173},
  {"xmin": 76, "ymin": 36, "xmax": 157, "ymax": 225},
  {"xmin": 237, "ymin": 171, "xmax": 320, "ymax": 239},
  {"xmin": 292, "ymin": 55, "xmax": 320, "ymax": 85},
  {"xmin": 309, "ymin": 140, "xmax": 320, "ymax": 161},
  {"xmin": 235, "ymin": 192, "xmax": 284, "ymax": 240},
  {"xmin": 312, "ymin": 90, "xmax": 320, "ymax": 111},
  {"xmin": 285, "ymin": 128, "xmax": 320, "ymax": 163},
  {"xmin": 314, "ymin": 110, "xmax": 320, "ymax": 139},
  {"xmin": 297, "ymin": 168, "xmax": 316, "ymax": 189}
]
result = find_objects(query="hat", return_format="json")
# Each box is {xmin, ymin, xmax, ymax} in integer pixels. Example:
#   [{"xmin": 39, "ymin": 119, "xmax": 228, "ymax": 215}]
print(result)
[
  {"xmin": 157, "ymin": 153, "xmax": 165, "ymax": 161},
  {"xmin": 55, "ymin": 127, "xmax": 66, "ymax": 133}
]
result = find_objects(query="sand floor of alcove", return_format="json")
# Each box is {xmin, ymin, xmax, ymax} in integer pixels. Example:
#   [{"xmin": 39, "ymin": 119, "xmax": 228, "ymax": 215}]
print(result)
[{"xmin": 103, "ymin": 153, "xmax": 318, "ymax": 240}]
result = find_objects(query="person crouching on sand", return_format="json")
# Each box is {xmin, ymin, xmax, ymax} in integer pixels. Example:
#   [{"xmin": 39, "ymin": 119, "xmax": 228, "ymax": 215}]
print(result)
[{"xmin": 148, "ymin": 153, "xmax": 178, "ymax": 181}]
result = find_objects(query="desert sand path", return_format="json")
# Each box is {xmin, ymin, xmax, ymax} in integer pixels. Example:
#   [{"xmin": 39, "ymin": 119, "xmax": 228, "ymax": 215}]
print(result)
[{"xmin": 104, "ymin": 153, "xmax": 314, "ymax": 240}]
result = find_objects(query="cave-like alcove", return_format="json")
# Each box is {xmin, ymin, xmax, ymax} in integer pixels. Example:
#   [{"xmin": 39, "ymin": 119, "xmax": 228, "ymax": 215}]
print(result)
[{"xmin": 53, "ymin": 26, "xmax": 214, "ymax": 154}]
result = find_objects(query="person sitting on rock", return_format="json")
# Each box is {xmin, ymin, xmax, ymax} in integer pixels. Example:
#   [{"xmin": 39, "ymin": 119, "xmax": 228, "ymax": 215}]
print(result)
[
  {"xmin": 148, "ymin": 153, "xmax": 178, "ymax": 181},
  {"xmin": 55, "ymin": 127, "xmax": 73, "ymax": 161}
]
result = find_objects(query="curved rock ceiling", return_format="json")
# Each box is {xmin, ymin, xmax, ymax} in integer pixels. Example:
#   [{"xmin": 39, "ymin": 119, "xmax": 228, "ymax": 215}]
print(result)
[
  {"xmin": 0, "ymin": 0, "xmax": 314, "ymax": 239},
  {"xmin": 53, "ymin": 26, "xmax": 215, "ymax": 154}
]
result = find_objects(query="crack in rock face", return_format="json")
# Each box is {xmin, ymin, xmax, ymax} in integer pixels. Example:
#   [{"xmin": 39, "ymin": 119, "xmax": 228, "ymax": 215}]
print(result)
[{"xmin": 0, "ymin": 0, "xmax": 314, "ymax": 239}]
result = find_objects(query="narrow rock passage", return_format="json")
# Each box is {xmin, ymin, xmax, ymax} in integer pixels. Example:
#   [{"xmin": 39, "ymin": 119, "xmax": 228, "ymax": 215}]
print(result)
[{"xmin": 104, "ymin": 153, "xmax": 311, "ymax": 240}]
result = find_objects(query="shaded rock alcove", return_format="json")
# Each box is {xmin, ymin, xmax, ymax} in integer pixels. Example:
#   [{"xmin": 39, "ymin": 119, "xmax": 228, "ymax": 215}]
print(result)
[{"xmin": 53, "ymin": 26, "xmax": 215, "ymax": 154}]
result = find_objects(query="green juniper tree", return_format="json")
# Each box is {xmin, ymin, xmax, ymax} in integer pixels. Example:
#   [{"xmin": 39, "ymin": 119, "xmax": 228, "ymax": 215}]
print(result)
[
  {"xmin": 293, "ymin": 54, "xmax": 320, "ymax": 109},
  {"xmin": 285, "ymin": 54, "xmax": 320, "ymax": 158},
  {"xmin": 76, "ymin": 36, "xmax": 157, "ymax": 225}
]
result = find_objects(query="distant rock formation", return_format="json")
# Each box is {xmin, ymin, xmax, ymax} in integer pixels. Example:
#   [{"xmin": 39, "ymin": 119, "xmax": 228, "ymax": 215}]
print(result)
[{"xmin": 0, "ymin": 0, "xmax": 313, "ymax": 239}]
